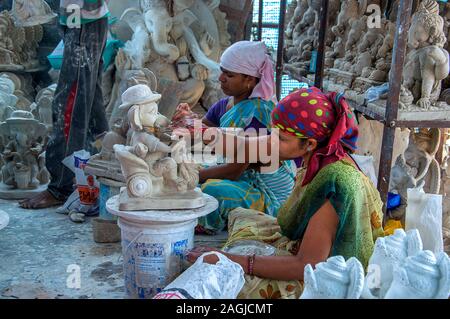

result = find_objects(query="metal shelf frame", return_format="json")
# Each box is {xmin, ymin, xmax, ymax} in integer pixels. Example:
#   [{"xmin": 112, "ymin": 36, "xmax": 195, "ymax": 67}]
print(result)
[{"xmin": 268, "ymin": 0, "xmax": 450, "ymax": 215}]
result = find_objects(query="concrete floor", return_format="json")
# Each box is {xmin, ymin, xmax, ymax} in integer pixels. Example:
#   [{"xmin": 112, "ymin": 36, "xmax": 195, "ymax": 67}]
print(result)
[{"xmin": 0, "ymin": 198, "xmax": 227, "ymax": 299}]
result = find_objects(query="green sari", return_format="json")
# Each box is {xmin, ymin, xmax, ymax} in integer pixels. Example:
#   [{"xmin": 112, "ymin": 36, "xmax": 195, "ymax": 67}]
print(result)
[{"xmin": 224, "ymin": 160, "xmax": 385, "ymax": 299}]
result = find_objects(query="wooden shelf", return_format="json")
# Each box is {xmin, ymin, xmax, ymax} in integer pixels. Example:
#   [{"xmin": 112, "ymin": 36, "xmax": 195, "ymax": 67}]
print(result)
[
  {"xmin": 348, "ymin": 99, "xmax": 386, "ymax": 123},
  {"xmin": 350, "ymin": 98, "xmax": 450, "ymax": 128}
]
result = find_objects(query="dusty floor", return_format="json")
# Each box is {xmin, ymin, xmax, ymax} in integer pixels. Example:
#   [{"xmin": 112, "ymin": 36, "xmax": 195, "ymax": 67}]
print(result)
[{"xmin": 0, "ymin": 198, "xmax": 227, "ymax": 299}]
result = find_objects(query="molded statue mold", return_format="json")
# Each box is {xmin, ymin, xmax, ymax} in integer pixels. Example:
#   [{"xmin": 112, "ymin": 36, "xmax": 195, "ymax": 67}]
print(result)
[
  {"xmin": 300, "ymin": 256, "xmax": 365, "ymax": 299},
  {"xmin": 384, "ymin": 250, "xmax": 450, "ymax": 299},
  {"xmin": 361, "ymin": 229, "xmax": 423, "ymax": 299}
]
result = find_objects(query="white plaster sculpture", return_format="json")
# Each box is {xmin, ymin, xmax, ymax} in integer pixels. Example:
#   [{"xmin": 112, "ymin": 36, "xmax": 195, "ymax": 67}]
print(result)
[
  {"xmin": 113, "ymin": 0, "xmax": 230, "ymax": 118},
  {"xmin": 0, "ymin": 110, "xmax": 48, "ymax": 190},
  {"xmin": 300, "ymin": 256, "xmax": 365, "ymax": 299},
  {"xmin": 360, "ymin": 20, "xmax": 396, "ymax": 83},
  {"xmin": 32, "ymin": 84, "xmax": 56, "ymax": 130},
  {"xmin": 285, "ymin": 0, "xmax": 306, "ymax": 40},
  {"xmin": 106, "ymin": 60, "xmax": 158, "ymax": 127},
  {"xmin": 0, "ymin": 75, "xmax": 18, "ymax": 120},
  {"xmin": 401, "ymin": 0, "xmax": 449, "ymax": 109},
  {"xmin": 330, "ymin": 0, "xmax": 368, "ymax": 61},
  {"xmin": 113, "ymin": 84, "xmax": 204, "ymax": 211},
  {"xmin": 11, "ymin": 0, "xmax": 57, "ymax": 27},
  {"xmin": 84, "ymin": 118, "xmax": 129, "ymax": 183},
  {"xmin": 361, "ymin": 229, "xmax": 423, "ymax": 299},
  {"xmin": 442, "ymin": 3, "xmax": 450, "ymax": 52},
  {"xmin": 389, "ymin": 128, "xmax": 441, "ymax": 220},
  {"xmin": 284, "ymin": 0, "xmax": 340, "ymax": 75},
  {"xmin": 384, "ymin": 250, "xmax": 450, "ymax": 299},
  {"xmin": 90, "ymin": 67, "xmax": 159, "ymax": 184},
  {"xmin": 0, "ymin": 11, "xmax": 44, "ymax": 72},
  {"xmin": 0, "ymin": 11, "xmax": 24, "ymax": 71},
  {"xmin": 404, "ymin": 128, "xmax": 441, "ymax": 194}
]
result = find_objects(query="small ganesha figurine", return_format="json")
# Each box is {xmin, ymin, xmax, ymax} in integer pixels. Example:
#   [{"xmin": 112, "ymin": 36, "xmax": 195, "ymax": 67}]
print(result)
[
  {"xmin": 300, "ymin": 256, "xmax": 365, "ymax": 299},
  {"xmin": 12, "ymin": 0, "xmax": 57, "ymax": 27},
  {"xmin": 113, "ymin": 84, "xmax": 204, "ymax": 211},
  {"xmin": 401, "ymin": 0, "xmax": 450, "ymax": 109},
  {"xmin": 384, "ymin": 250, "xmax": 450, "ymax": 299},
  {"xmin": 361, "ymin": 229, "xmax": 423, "ymax": 299}
]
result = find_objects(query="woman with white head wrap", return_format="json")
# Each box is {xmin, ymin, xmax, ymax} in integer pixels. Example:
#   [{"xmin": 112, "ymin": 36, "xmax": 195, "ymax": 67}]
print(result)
[{"xmin": 174, "ymin": 41, "xmax": 296, "ymax": 235}]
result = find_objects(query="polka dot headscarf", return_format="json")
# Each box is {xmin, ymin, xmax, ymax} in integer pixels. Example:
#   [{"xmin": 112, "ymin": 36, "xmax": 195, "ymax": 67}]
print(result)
[{"xmin": 272, "ymin": 87, "xmax": 359, "ymax": 186}]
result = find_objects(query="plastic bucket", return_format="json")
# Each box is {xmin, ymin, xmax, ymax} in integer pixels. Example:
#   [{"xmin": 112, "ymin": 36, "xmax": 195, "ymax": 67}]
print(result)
[{"xmin": 118, "ymin": 217, "xmax": 196, "ymax": 299}]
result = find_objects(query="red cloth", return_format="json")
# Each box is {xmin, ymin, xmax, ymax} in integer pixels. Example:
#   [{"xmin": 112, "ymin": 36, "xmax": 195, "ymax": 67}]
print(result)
[
  {"xmin": 272, "ymin": 87, "xmax": 359, "ymax": 186},
  {"xmin": 63, "ymin": 81, "xmax": 78, "ymax": 143}
]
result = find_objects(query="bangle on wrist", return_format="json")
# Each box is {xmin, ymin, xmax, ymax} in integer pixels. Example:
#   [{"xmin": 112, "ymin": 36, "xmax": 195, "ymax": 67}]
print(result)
[{"xmin": 247, "ymin": 254, "xmax": 256, "ymax": 276}]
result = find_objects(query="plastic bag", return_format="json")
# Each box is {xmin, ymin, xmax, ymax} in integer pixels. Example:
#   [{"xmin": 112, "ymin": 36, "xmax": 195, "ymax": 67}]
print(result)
[
  {"xmin": 405, "ymin": 188, "xmax": 443, "ymax": 254},
  {"xmin": 153, "ymin": 252, "xmax": 245, "ymax": 299},
  {"xmin": 365, "ymin": 83, "xmax": 389, "ymax": 103},
  {"xmin": 58, "ymin": 150, "xmax": 100, "ymax": 217}
]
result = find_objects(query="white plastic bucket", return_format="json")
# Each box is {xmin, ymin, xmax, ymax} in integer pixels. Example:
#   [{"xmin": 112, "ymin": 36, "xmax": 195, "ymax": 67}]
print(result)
[{"xmin": 118, "ymin": 217, "xmax": 196, "ymax": 299}]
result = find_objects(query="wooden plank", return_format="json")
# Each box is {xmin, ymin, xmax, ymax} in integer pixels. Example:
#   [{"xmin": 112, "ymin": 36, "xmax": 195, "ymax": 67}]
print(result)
[{"xmin": 395, "ymin": 120, "xmax": 450, "ymax": 128}]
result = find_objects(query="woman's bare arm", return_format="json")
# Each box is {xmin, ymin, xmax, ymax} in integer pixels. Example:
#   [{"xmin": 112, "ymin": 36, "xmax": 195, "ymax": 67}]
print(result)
[
  {"xmin": 199, "ymin": 163, "xmax": 250, "ymax": 183},
  {"xmin": 189, "ymin": 200, "xmax": 339, "ymax": 281}
]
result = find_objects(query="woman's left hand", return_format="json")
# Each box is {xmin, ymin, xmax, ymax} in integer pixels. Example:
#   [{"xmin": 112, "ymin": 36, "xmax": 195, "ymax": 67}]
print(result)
[{"xmin": 186, "ymin": 246, "xmax": 221, "ymax": 264}]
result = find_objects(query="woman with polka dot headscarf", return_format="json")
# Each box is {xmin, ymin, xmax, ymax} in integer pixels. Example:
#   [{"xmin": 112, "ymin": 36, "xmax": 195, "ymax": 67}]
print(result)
[{"xmin": 187, "ymin": 87, "xmax": 385, "ymax": 299}]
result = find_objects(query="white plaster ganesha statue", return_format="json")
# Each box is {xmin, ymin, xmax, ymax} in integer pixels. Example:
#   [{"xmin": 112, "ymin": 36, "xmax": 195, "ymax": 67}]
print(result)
[
  {"xmin": 300, "ymin": 256, "xmax": 365, "ymax": 299},
  {"xmin": 361, "ymin": 229, "xmax": 423, "ymax": 299},
  {"xmin": 0, "ymin": 11, "xmax": 44, "ymax": 72},
  {"xmin": 330, "ymin": 0, "xmax": 368, "ymax": 59},
  {"xmin": 12, "ymin": 0, "xmax": 57, "ymax": 27},
  {"xmin": 113, "ymin": 84, "xmax": 203, "ymax": 211},
  {"xmin": 401, "ymin": 0, "xmax": 450, "ymax": 109},
  {"xmin": 115, "ymin": 0, "xmax": 230, "ymax": 114},
  {"xmin": 0, "ymin": 110, "xmax": 48, "ymax": 190},
  {"xmin": 384, "ymin": 250, "xmax": 450, "ymax": 299}
]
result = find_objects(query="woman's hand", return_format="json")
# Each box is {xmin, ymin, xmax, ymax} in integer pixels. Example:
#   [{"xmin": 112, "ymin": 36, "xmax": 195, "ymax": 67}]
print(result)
[
  {"xmin": 172, "ymin": 103, "xmax": 193, "ymax": 121},
  {"xmin": 186, "ymin": 246, "xmax": 221, "ymax": 264}
]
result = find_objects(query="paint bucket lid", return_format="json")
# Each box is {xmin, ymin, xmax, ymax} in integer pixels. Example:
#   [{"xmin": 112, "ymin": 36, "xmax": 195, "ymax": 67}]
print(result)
[{"xmin": 0, "ymin": 210, "xmax": 9, "ymax": 230}]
